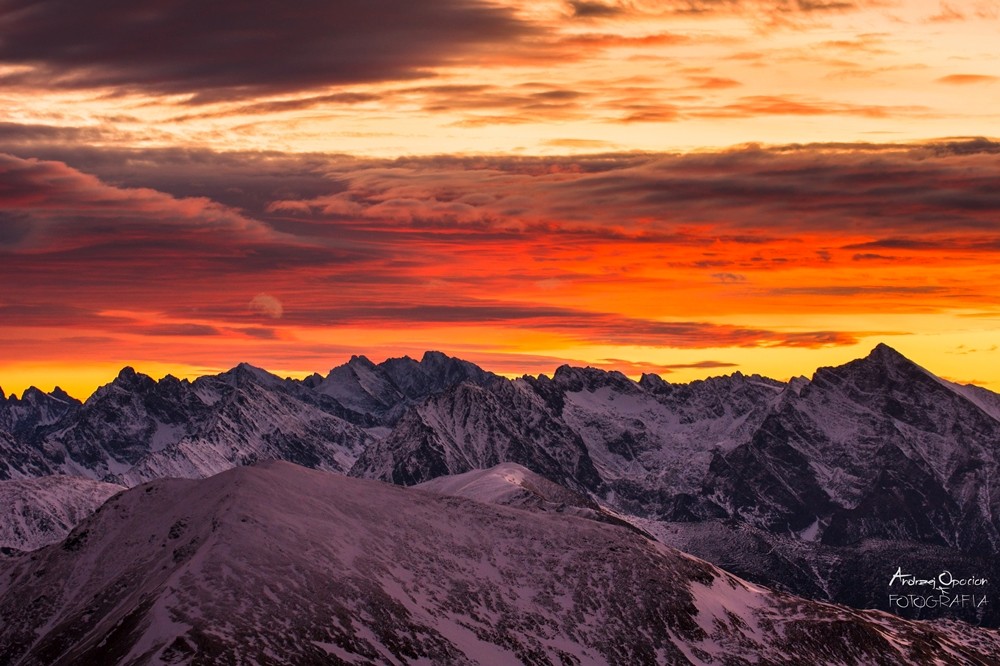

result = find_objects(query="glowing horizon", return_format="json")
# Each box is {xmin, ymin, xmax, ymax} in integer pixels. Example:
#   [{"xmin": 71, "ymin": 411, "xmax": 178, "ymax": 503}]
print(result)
[{"xmin": 0, "ymin": 338, "xmax": 983, "ymax": 403}]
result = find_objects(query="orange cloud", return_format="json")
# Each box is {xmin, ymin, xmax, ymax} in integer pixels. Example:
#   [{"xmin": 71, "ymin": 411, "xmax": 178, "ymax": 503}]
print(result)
[{"xmin": 936, "ymin": 74, "xmax": 999, "ymax": 85}]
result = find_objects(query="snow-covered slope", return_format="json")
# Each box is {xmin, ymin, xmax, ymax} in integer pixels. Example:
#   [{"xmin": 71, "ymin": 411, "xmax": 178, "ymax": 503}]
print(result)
[
  {"xmin": 0, "ymin": 476, "xmax": 123, "ymax": 552},
  {"xmin": 416, "ymin": 463, "xmax": 650, "ymax": 534},
  {"xmin": 416, "ymin": 462, "xmax": 593, "ymax": 509},
  {"xmin": 2, "ymin": 461, "xmax": 998, "ymax": 665}
]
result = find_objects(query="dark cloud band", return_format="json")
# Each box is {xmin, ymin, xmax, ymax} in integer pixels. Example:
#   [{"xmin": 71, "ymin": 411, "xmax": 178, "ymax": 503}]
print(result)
[{"xmin": 0, "ymin": 0, "xmax": 531, "ymax": 101}]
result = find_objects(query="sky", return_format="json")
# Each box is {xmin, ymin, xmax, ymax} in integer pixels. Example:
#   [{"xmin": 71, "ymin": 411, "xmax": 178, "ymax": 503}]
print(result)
[{"xmin": 2, "ymin": 0, "xmax": 1000, "ymax": 398}]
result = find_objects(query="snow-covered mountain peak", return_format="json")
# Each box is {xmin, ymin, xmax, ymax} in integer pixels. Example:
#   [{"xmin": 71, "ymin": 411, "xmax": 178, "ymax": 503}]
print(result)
[
  {"xmin": 89, "ymin": 366, "xmax": 157, "ymax": 400},
  {"xmin": 416, "ymin": 462, "xmax": 599, "ymax": 511},
  {"xmin": 637, "ymin": 372, "xmax": 669, "ymax": 392},
  {"xmin": 215, "ymin": 362, "xmax": 282, "ymax": 388},
  {"xmin": 420, "ymin": 349, "xmax": 459, "ymax": 365},
  {"xmin": 346, "ymin": 353, "xmax": 377, "ymax": 369},
  {"xmin": 15, "ymin": 385, "xmax": 80, "ymax": 407},
  {"xmin": 110, "ymin": 366, "xmax": 157, "ymax": 390},
  {"xmin": 417, "ymin": 349, "xmax": 490, "ymax": 382},
  {"xmin": 551, "ymin": 364, "xmax": 635, "ymax": 393},
  {"xmin": 808, "ymin": 343, "xmax": 937, "ymax": 397},
  {"xmin": 852, "ymin": 342, "xmax": 925, "ymax": 373},
  {"xmin": 47, "ymin": 387, "xmax": 79, "ymax": 404},
  {"xmin": 380, "ymin": 350, "xmax": 491, "ymax": 398}
]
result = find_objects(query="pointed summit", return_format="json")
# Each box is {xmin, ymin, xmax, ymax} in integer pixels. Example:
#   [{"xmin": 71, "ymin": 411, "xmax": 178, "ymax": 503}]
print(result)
[
  {"xmin": 20, "ymin": 386, "xmax": 47, "ymax": 402},
  {"xmin": 48, "ymin": 387, "xmax": 80, "ymax": 405},
  {"xmin": 852, "ymin": 343, "xmax": 933, "ymax": 379},
  {"xmin": 866, "ymin": 342, "xmax": 910, "ymax": 365},
  {"xmin": 219, "ymin": 362, "xmax": 281, "ymax": 387},
  {"xmin": 348, "ymin": 354, "xmax": 376, "ymax": 369},
  {"xmin": 106, "ymin": 366, "xmax": 155, "ymax": 392}
]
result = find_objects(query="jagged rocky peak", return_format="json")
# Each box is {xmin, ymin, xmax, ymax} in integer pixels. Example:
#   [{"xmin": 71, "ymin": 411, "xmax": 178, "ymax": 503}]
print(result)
[
  {"xmin": 321, "ymin": 354, "xmax": 378, "ymax": 379},
  {"xmin": 92, "ymin": 365, "xmax": 157, "ymax": 395},
  {"xmin": 115, "ymin": 365, "xmax": 141, "ymax": 382},
  {"xmin": 416, "ymin": 350, "xmax": 490, "ymax": 382},
  {"xmin": 85, "ymin": 367, "xmax": 173, "ymax": 403},
  {"xmin": 379, "ymin": 350, "xmax": 490, "ymax": 397},
  {"xmin": 47, "ymin": 386, "xmax": 79, "ymax": 405},
  {"xmin": 638, "ymin": 372, "xmax": 670, "ymax": 393},
  {"xmin": 216, "ymin": 361, "xmax": 282, "ymax": 387},
  {"xmin": 869, "ymin": 341, "xmax": 908, "ymax": 361},
  {"xmin": 787, "ymin": 375, "xmax": 810, "ymax": 395},
  {"xmin": 840, "ymin": 342, "xmax": 920, "ymax": 373},
  {"xmin": 18, "ymin": 386, "xmax": 52, "ymax": 403},
  {"xmin": 551, "ymin": 364, "xmax": 635, "ymax": 393},
  {"xmin": 347, "ymin": 353, "xmax": 377, "ymax": 369},
  {"xmin": 299, "ymin": 372, "xmax": 324, "ymax": 388},
  {"xmin": 810, "ymin": 343, "xmax": 934, "ymax": 394},
  {"xmin": 323, "ymin": 350, "xmax": 489, "ymax": 396}
]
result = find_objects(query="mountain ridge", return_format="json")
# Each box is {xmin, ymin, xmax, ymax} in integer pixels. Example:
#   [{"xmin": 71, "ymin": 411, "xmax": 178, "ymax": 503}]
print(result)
[
  {"xmin": 4, "ymin": 344, "xmax": 1000, "ymax": 626},
  {"xmin": 2, "ymin": 461, "xmax": 998, "ymax": 665}
]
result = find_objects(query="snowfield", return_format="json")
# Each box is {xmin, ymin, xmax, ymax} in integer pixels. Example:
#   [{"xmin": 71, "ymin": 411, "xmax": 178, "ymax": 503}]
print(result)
[{"xmin": 1, "ymin": 461, "xmax": 998, "ymax": 665}]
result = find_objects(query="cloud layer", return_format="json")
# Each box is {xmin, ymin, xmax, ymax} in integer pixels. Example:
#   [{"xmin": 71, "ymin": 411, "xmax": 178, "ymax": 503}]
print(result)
[
  {"xmin": 0, "ymin": 0, "xmax": 530, "ymax": 101},
  {"xmin": 1, "ymin": 141, "xmax": 998, "ymax": 368}
]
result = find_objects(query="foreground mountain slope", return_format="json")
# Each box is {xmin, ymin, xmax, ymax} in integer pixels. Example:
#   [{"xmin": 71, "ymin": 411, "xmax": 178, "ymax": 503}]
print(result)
[
  {"xmin": 1, "ymin": 462, "xmax": 998, "ymax": 666},
  {"xmin": 0, "ymin": 476, "xmax": 123, "ymax": 552}
]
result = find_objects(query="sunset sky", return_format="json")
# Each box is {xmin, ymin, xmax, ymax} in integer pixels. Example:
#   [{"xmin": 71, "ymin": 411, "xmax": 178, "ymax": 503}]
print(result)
[{"xmin": 2, "ymin": 0, "xmax": 1000, "ymax": 398}]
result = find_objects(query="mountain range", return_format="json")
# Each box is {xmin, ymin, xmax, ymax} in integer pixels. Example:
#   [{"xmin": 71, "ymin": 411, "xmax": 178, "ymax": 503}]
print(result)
[
  {"xmin": 3, "ymin": 461, "xmax": 999, "ymax": 665},
  {"xmin": 3, "ymin": 345, "xmax": 1000, "ymax": 631}
]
